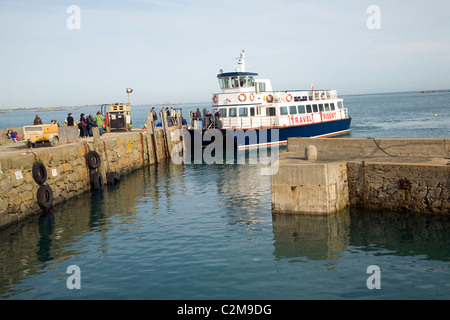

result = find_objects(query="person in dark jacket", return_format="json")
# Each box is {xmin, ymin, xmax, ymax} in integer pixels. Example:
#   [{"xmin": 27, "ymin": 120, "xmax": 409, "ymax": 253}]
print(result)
[
  {"xmin": 34, "ymin": 115, "xmax": 43, "ymax": 125},
  {"xmin": 67, "ymin": 113, "xmax": 74, "ymax": 126},
  {"xmin": 79, "ymin": 113, "xmax": 88, "ymax": 137},
  {"xmin": 86, "ymin": 114, "xmax": 95, "ymax": 136}
]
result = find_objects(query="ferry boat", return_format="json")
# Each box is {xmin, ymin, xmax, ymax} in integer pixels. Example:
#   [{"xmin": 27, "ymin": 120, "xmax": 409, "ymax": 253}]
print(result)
[{"xmin": 188, "ymin": 50, "xmax": 351, "ymax": 149}]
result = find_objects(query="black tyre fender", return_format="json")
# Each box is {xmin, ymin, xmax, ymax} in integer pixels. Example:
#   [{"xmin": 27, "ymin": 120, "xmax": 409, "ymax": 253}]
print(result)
[
  {"xmin": 90, "ymin": 171, "xmax": 104, "ymax": 191},
  {"xmin": 106, "ymin": 172, "xmax": 120, "ymax": 185},
  {"xmin": 37, "ymin": 184, "xmax": 53, "ymax": 210},
  {"xmin": 87, "ymin": 150, "xmax": 101, "ymax": 169},
  {"xmin": 32, "ymin": 162, "xmax": 47, "ymax": 184}
]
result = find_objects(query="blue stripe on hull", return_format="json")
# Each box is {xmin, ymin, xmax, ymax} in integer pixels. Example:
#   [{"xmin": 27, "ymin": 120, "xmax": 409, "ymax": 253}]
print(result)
[
  {"xmin": 238, "ymin": 118, "xmax": 352, "ymax": 147},
  {"xmin": 188, "ymin": 118, "xmax": 352, "ymax": 148}
]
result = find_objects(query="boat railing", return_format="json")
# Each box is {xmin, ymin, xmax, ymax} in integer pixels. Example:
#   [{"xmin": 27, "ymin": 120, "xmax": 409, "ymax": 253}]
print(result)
[
  {"xmin": 189, "ymin": 115, "xmax": 281, "ymax": 130},
  {"xmin": 213, "ymin": 89, "xmax": 338, "ymax": 103},
  {"xmin": 343, "ymin": 108, "xmax": 349, "ymax": 119},
  {"xmin": 220, "ymin": 116, "xmax": 279, "ymax": 129}
]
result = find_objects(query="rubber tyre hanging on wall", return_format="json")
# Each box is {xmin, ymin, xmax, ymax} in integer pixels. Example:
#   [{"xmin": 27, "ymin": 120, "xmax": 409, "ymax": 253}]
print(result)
[
  {"xmin": 90, "ymin": 172, "xmax": 104, "ymax": 191},
  {"xmin": 87, "ymin": 151, "xmax": 101, "ymax": 169},
  {"xmin": 37, "ymin": 184, "xmax": 53, "ymax": 210},
  {"xmin": 32, "ymin": 162, "xmax": 47, "ymax": 184},
  {"xmin": 106, "ymin": 172, "xmax": 120, "ymax": 186}
]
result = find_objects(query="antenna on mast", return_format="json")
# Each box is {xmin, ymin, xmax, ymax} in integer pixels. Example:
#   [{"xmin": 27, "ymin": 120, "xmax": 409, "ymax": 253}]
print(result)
[{"xmin": 235, "ymin": 50, "xmax": 247, "ymax": 72}]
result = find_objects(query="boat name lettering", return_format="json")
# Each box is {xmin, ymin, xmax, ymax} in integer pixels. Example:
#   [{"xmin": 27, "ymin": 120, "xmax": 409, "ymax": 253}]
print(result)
[
  {"xmin": 290, "ymin": 115, "xmax": 313, "ymax": 125},
  {"xmin": 322, "ymin": 112, "xmax": 337, "ymax": 120}
]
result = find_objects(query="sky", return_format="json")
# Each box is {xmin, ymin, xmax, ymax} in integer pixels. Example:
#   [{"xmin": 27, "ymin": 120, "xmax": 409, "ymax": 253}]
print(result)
[{"xmin": 0, "ymin": 0, "xmax": 449, "ymax": 109}]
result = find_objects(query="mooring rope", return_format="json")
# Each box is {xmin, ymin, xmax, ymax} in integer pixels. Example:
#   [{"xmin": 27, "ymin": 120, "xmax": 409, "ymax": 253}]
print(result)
[{"xmin": 371, "ymin": 138, "xmax": 397, "ymax": 157}]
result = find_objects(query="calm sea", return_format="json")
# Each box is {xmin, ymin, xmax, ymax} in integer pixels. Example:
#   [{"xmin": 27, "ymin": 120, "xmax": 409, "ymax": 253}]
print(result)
[{"xmin": 0, "ymin": 91, "xmax": 449, "ymax": 300}]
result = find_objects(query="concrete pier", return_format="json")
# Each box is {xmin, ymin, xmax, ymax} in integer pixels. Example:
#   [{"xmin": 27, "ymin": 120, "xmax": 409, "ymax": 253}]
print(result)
[
  {"xmin": 272, "ymin": 138, "xmax": 450, "ymax": 215},
  {"xmin": 0, "ymin": 125, "xmax": 180, "ymax": 230}
]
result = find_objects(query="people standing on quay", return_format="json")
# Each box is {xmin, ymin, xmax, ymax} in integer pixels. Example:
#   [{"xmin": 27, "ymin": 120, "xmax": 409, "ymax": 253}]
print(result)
[
  {"xmin": 67, "ymin": 113, "xmax": 74, "ymax": 126},
  {"xmin": 194, "ymin": 108, "xmax": 202, "ymax": 120},
  {"xmin": 87, "ymin": 115, "xmax": 95, "ymax": 136},
  {"xmin": 79, "ymin": 113, "xmax": 88, "ymax": 137},
  {"xmin": 94, "ymin": 111, "xmax": 106, "ymax": 136},
  {"xmin": 151, "ymin": 107, "xmax": 157, "ymax": 121},
  {"xmin": 214, "ymin": 109, "xmax": 221, "ymax": 129},
  {"xmin": 34, "ymin": 115, "xmax": 42, "ymax": 125},
  {"xmin": 205, "ymin": 110, "xmax": 213, "ymax": 129}
]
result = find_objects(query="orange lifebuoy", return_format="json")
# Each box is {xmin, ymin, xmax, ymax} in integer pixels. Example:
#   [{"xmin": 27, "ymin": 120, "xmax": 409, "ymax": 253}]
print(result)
[
  {"xmin": 238, "ymin": 93, "xmax": 247, "ymax": 102},
  {"xmin": 249, "ymin": 93, "xmax": 255, "ymax": 101},
  {"xmin": 213, "ymin": 95, "xmax": 219, "ymax": 103},
  {"xmin": 266, "ymin": 94, "xmax": 273, "ymax": 103},
  {"xmin": 286, "ymin": 94, "xmax": 292, "ymax": 102}
]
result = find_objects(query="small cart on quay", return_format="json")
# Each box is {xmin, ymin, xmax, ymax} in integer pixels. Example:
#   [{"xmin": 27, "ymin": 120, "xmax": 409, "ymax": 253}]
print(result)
[
  {"xmin": 101, "ymin": 103, "xmax": 132, "ymax": 133},
  {"xmin": 23, "ymin": 124, "xmax": 60, "ymax": 148}
]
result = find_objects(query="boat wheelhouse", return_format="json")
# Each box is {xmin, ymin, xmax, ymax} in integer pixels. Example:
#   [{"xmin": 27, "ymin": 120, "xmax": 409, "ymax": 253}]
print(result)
[{"xmin": 189, "ymin": 50, "xmax": 351, "ymax": 148}]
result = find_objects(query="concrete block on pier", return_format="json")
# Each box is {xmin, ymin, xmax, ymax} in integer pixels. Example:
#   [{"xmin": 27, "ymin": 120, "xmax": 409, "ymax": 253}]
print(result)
[
  {"xmin": 272, "ymin": 157, "xmax": 349, "ymax": 215},
  {"xmin": 273, "ymin": 138, "xmax": 450, "ymax": 215}
]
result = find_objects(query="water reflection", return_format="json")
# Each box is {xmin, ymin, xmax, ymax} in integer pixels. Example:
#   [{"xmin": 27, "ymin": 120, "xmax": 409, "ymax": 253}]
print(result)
[
  {"xmin": 272, "ymin": 210, "xmax": 351, "ymax": 261},
  {"xmin": 36, "ymin": 212, "xmax": 55, "ymax": 262},
  {"xmin": 348, "ymin": 209, "xmax": 450, "ymax": 261},
  {"xmin": 0, "ymin": 166, "xmax": 162, "ymax": 298},
  {"xmin": 272, "ymin": 208, "xmax": 450, "ymax": 262},
  {"xmin": 150, "ymin": 159, "xmax": 186, "ymax": 214}
]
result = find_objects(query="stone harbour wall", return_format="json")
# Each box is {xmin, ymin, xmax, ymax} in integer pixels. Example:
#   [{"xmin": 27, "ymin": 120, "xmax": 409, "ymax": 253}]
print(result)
[
  {"xmin": 272, "ymin": 138, "xmax": 450, "ymax": 215},
  {"xmin": 347, "ymin": 161, "xmax": 450, "ymax": 214},
  {"xmin": 0, "ymin": 127, "xmax": 178, "ymax": 230},
  {"xmin": 0, "ymin": 144, "xmax": 91, "ymax": 228}
]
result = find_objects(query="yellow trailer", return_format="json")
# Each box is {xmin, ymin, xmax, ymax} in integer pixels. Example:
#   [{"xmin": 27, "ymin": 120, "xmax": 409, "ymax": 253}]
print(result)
[{"xmin": 23, "ymin": 124, "xmax": 60, "ymax": 148}]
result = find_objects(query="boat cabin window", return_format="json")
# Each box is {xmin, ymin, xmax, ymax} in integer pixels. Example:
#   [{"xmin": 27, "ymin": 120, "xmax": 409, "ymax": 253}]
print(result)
[
  {"xmin": 239, "ymin": 107, "xmax": 248, "ymax": 117},
  {"xmin": 306, "ymin": 105, "xmax": 312, "ymax": 113},
  {"xmin": 218, "ymin": 108, "xmax": 227, "ymax": 117},
  {"xmin": 258, "ymin": 82, "xmax": 266, "ymax": 92},
  {"xmin": 247, "ymin": 77, "xmax": 255, "ymax": 87},
  {"xmin": 289, "ymin": 105, "xmax": 297, "ymax": 115},
  {"xmin": 229, "ymin": 107, "xmax": 237, "ymax": 117},
  {"xmin": 319, "ymin": 104, "xmax": 324, "ymax": 112},
  {"xmin": 313, "ymin": 104, "xmax": 318, "ymax": 113},
  {"xmin": 219, "ymin": 76, "xmax": 256, "ymax": 89},
  {"xmin": 330, "ymin": 103, "xmax": 335, "ymax": 111},
  {"xmin": 324, "ymin": 103, "xmax": 330, "ymax": 111},
  {"xmin": 266, "ymin": 107, "xmax": 276, "ymax": 116},
  {"xmin": 231, "ymin": 77, "xmax": 240, "ymax": 88},
  {"xmin": 338, "ymin": 101, "xmax": 344, "ymax": 109},
  {"xmin": 239, "ymin": 76, "xmax": 255, "ymax": 88},
  {"xmin": 280, "ymin": 106, "xmax": 288, "ymax": 115},
  {"xmin": 219, "ymin": 78, "xmax": 231, "ymax": 89},
  {"xmin": 250, "ymin": 107, "xmax": 255, "ymax": 116},
  {"xmin": 298, "ymin": 105, "xmax": 306, "ymax": 114}
]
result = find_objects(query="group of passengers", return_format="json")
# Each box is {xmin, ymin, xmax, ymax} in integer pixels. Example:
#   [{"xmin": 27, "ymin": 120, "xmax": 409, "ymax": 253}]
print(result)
[{"xmin": 192, "ymin": 108, "xmax": 222, "ymax": 129}]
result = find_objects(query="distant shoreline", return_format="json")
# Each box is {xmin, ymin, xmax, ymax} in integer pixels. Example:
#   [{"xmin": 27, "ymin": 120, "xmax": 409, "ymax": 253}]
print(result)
[
  {"xmin": 1, "ymin": 89, "xmax": 449, "ymax": 112},
  {"xmin": 422, "ymin": 90, "xmax": 450, "ymax": 93},
  {"xmin": 0, "ymin": 102, "xmax": 208, "ymax": 113}
]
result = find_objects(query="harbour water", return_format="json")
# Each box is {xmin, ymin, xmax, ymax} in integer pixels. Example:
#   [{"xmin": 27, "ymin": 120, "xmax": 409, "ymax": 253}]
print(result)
[{"xmin": 0, "ymin": 91, "xmax": 449, "ymax": 300}]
